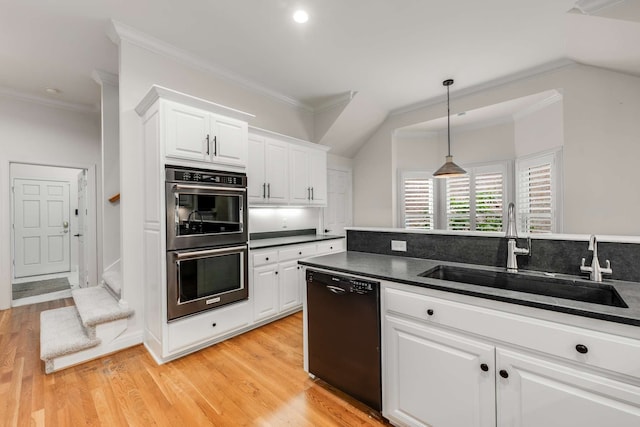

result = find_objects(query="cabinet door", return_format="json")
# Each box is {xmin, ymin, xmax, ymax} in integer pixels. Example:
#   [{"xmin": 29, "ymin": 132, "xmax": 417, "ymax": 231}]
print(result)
[
  {"xmin": 308, "ymin": 149, "xmax": 327, "ymax": 205},
  {"xmin": 248, "ymin": 134, "xmax": 267, "ymax": 204},
  {"xmin": 289, "ymin": 145, "xmax": 310, "ymax": 204},
  {"xmin": 212, "ymin": 115, "xmax": 247, "ymax": 167},
  {"xmin": 279, "ymin": 260, "xmax": 302, "ymax": 312},
  {"xmin": 264, "ymin": 138, "xmax": 289, "ymax": 203},
  {"xmin": 253, "ymin": 264, "xmax": 279, "ymax": 322},
  {"xmin": 496, "ymin": 348, "xmax": 640, "ymax": 427},
  {"xmin": 384, "ymin": 315, "xmax": 496, "ymax": 427},
  {"xmin": 164, "ymin": 101, "xmax": 209, "ymax": 161}
]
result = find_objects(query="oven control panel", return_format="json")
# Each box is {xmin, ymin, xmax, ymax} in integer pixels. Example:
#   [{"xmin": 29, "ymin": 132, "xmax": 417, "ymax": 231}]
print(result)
[{"xmin": 166, "ymin": 167, "xmax": 246, "ymax": 187}]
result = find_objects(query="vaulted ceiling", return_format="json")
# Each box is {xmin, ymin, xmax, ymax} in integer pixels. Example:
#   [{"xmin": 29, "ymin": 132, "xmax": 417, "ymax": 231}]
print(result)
[{"xmin": 1, "ymin": 0, "xmax": 639, "ymax": 155}]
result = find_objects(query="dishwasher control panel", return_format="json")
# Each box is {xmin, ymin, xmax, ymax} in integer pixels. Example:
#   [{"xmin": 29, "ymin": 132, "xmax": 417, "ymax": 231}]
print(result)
[{"xmin": 307, "ymin": 269, "xmax": 378, "ymax": 294}]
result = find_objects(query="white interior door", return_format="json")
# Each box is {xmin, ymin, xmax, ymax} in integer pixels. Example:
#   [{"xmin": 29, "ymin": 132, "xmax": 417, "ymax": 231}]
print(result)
[
  {"xmin": 13, "ymin": 178, "xmax": 70, "ymax": 278},
  {"xmin": 323, "ymin": 168, "xmax": 352, "ymax": 235},
  {"xmin": 77, "ymin": 171, "xmax": 89, "ymax": 287}
]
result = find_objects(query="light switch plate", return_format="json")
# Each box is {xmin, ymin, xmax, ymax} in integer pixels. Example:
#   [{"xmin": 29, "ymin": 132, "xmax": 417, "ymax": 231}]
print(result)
[{"xmin": 391, "ymin": 240, "xmax": 407, "ymax": 252}]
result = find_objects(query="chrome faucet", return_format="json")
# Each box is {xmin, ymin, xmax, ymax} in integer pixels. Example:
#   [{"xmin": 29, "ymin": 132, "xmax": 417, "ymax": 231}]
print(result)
[
  {"xmin": 580, "ymin": 235, "xmax": 612, "ymax": 282},
  {"xmin": 504, "ymin": 202, "xmax": 530, "ymax": 273}
]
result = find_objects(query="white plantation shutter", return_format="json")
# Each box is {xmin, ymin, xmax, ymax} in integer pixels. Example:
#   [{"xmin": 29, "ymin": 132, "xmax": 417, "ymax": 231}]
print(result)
[
  {"xmin": 516, "ymin": 151, "xmax": 561, "ymax": 234},
  {"xmin": 475, "ymin": 171, "xmax": 503, "ymax": 231},
  {"xmin": 401, "ymin": 173, "xmax": 434, "ymax": 229},
  {"xmin": 447, "ymin": 176, "xmax": 471, "ymax": 230},
  {"xmin": 445, "ymin": 163, "xmax": 507, "ymax": 232}
]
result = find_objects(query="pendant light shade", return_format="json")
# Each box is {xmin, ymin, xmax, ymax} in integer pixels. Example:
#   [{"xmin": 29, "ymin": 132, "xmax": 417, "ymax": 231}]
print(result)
[{"xmin": 433, "ymin": 79, "xmax": 466, "ymax": 178}]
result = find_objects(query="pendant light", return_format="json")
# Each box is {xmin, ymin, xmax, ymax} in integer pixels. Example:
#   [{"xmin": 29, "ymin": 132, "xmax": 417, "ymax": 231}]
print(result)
[{"xmin": 433, "ymin": 79, "xmax": 467, "ymax": 178}]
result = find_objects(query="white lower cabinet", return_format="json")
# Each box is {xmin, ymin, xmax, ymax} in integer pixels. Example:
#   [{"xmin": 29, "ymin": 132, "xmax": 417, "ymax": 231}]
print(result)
[
  {"xmin": 385, "ymin": 315, "xmax": 496, "ymax": 427},
  {"xmin": 497, "ymin": 348, "xmax": 640, "ymax": 427},
  {"xmin": 382, "ymin": 283, "xmax": 640, "ymax": 427},
  {"xmin": 251, "ymin": 240, "xmax": 344, "ymax": 323}
]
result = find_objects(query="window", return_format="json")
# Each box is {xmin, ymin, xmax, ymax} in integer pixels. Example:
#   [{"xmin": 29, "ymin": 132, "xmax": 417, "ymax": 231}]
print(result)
[
  {"xmin": 399, "ymin": 162, "xmax": 508, "ymax": 232},
  {"xmin": 516, "ymin": 149, "xmax": 562, "ymax": 234},
  {"xmin": 399, "ymin": 172, "xmax": 435, "ymax": 229},
  {"xmin": 446, "ymin": 164, "xmax": 508, "ymax": 232}
]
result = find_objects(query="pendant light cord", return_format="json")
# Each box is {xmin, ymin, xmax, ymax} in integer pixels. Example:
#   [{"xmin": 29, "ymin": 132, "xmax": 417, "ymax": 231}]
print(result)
[{"xmin": 446, "ymin": 83, "xmax": 451, "ymax": 156}]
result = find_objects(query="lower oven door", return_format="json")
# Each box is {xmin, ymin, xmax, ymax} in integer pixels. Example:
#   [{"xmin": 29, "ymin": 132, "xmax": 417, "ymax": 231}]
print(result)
[{"xmin": 167, "ymin": 244, "xmax": 248, "ymax": 321}]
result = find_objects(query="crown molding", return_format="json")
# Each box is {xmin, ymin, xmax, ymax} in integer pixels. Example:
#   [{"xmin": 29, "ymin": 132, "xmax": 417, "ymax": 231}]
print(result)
[
  {"xmin": 107, "ymin": 20, "xmax": 314, "ymax": 113},
  {"xmin": 91, "ymin": 69, "xmax": 119, "ymax": 87},
  {"xmin": 0, "ymin": 86, "xmax": 98, "ymax": 113},
  {"xmin": 573, "ymin": 0, "xmax": 625, "ymax": 14},
  {"xmin": 390, "ymin": 58, "xmax": 577, "ymax": 117},
  {"xmin": 248, "ymin": 125, "xmax": 330, "ymax": 151},
  {"xmin": 512, "ymin": 90, "xmax": 563, "ymax": 121}
]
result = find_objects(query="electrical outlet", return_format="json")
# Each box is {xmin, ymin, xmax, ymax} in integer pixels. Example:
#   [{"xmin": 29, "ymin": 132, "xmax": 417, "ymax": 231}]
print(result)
[
  {"xmin": 282, "ymin": 217, "xmax": 288, "ymax": 229},
  {"xmin": 391, "ymin": 240, "xmax": 407, "ymax": 252}
]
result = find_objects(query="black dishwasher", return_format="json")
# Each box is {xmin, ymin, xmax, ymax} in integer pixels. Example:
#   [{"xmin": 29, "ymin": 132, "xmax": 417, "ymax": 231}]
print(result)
[{"xmin": 306, "ymin": 269, "xmax": 381, "ymax": 411}]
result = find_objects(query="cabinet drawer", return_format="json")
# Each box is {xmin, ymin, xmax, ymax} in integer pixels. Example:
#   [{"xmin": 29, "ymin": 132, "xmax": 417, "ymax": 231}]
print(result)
[
  {"xmin": 252, "ymin": 250, "xmax": 278, "ymax": 267},
  {"xmin": 316, "ymin": 239, "xmax": 345, "ymax": 254},
  {"xmin": 385, "ymin": 287, "xmax": 640, "ymax": 379},
  {"xmin": 167, "ymin": 301, "xmax": 250, "ymax": 354},
  {"xmin": 279, "ymin": 244, "xmax": 317, "ymax": 262}
]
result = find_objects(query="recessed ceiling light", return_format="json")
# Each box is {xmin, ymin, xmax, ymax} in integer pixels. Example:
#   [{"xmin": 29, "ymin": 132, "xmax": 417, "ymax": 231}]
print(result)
[
  {"xmin": 45, "ymin": 87, "xmax": 61, "ymax": 95},
  {"xmin": 293, "ymin": 10, "xmax": 309, "ymax": 23}
]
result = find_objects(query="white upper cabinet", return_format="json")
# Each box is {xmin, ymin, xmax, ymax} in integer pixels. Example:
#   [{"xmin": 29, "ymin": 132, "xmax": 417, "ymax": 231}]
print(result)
[
  {"xmin": 135, "ymin": 86, "xmax": 254, "ymax": 171},
  {"xmin": 165, "ymin": 100, "xmax": 248, "ymax": 167},
  {"xmin": 249, "ymin": 127, "xmax": 329, "ymax": 206},
  {"xmin": 248, "ymin": 133, "xmax": 289, "ymax": 205},
  {"xmin": 165, "ymin": 101, "xmax": 210, "ymax": 162},
  {"xmin": 289, "ymin": 144, "xmax": 327, "ymax": 206}
]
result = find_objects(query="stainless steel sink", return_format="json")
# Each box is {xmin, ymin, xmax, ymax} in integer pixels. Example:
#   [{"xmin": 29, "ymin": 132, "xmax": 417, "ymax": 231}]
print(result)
[{"xmin": 418, "ymin": 265, "xmax": 628, "ymax": 308}]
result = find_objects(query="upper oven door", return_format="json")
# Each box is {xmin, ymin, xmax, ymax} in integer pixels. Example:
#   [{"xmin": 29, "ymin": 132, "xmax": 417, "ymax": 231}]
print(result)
[{"xmin": 166, "ymin": 182, "xmax": 247, "ymax": 250}]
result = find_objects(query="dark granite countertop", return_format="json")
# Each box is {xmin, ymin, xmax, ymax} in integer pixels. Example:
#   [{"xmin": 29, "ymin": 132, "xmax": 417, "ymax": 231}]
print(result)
[
  {"xmin": 298, "ymin": 251, "xmax": 640, "ymax": 327},
  {"xmin": 250, "ymin": 234, "xmax": 344, "ymax": 250}
]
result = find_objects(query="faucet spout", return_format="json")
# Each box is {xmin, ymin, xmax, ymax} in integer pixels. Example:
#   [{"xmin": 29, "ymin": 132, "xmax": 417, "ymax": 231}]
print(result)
[
  {"xmin": 580, "ymin": 234, "xmax": 612, "ymax": 282},
  {"xmin": 504, "ymin": 202, "xmax": 530, "ymax": 272}
]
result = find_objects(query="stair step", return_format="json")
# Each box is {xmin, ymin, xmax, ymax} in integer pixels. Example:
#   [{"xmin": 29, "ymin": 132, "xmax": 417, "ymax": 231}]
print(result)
[
  {"xmin": 102, "ymin": 270, "xmax": 122, "ymax": 299},
  {"xmin": 40, "ymin": 306, "xmax": 101, "ymax": 372},
  {"xmin": 72, "ymin": 286, "xmax": 133, "ymax": 328}
]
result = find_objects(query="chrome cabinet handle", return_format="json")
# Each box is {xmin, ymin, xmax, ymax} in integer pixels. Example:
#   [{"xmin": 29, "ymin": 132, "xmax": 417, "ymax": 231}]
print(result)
[{"xmin": 326, "ymin": 285, "xmax": 346, "ymax": 294}]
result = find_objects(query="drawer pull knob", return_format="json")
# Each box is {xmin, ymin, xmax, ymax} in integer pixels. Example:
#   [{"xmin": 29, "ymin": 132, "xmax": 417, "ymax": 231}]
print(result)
[
  {"xmin": 480, "ymin": 363, "xmax": 489, "ymax": 372},
  {"xmin": 212, "ymin": 323, "xmax": 217, "ymax": 328},
  {"xmin": 576, "ymin": 344, "xmax": 589, "ymax": 354},
  {"xmin": 330, "ymin": 246, "xmax": 333, "ymax": 249},
  {"xmin": 265, "ymin": 257, "xmax": 269, "ymax": 261},
  {"xmin": 275, "ymin": 271, "xmax": 279, "ymax": 275},
  {"xmin": 299, "ymin": 251, "xmax": 302, "ymax": 255},
  {"xmin": 427, "ymin": 309, "xmax": 434, "ymax": 316},
  {"xmin": 499, "ymin": 370, "xmax": 509, "ymax": 379}
]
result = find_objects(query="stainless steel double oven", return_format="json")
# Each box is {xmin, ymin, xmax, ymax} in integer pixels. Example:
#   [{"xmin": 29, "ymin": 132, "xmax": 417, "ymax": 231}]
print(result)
[{"xmin": 165, "ymin": 166, "xmax": 248, "ymax": 321}]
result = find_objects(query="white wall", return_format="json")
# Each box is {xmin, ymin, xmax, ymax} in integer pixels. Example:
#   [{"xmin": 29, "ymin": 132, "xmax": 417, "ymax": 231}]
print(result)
[
  {"xmin": 514, "ymin": 99, "xmax": 564, "ymax": 157},
  {"xmin": 0, "ymin": 96, "xmax": 101, "ymax": 310},
  {"xmin": 117, "ymin": 39, "xmax": 316, "ymax": 336},
  {"xmin": 10, "ymin": 164, "xmax": 83, "ymax": 274},
  {"xmin": 354, "ymin": 64, "xmax": 640, "ymax": 236},
  {"xmin": 94, "ymin": 74, "xmax": 121, "ymax": 272}
]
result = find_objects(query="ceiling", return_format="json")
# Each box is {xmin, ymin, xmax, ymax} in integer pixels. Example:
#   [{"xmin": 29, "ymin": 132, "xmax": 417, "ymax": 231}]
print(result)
[{"xmin": 0, "ymin": 0, "xmax": 638, "ymax": 116}]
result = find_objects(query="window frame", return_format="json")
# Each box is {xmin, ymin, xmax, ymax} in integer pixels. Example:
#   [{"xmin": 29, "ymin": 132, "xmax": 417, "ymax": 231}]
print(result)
[
  {"xmin": 398, "ymin": 170, "xmax": 438, "ymax": 230},
  {"xmin": 515, "ymin": 148, "xmax": 563, "ymax": 234}
]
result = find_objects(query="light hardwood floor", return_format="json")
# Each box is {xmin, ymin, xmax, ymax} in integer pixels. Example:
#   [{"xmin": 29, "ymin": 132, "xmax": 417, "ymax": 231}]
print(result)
[{"xmin": 0, "ymin": 299, "xmax": 389, "ymax": 426}]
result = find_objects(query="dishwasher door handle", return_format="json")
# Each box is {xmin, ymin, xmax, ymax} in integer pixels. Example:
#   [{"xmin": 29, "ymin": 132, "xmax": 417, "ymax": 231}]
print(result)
[{"xmin": 326, "ymin": 285, "xmax": 346, "ymax": 295}]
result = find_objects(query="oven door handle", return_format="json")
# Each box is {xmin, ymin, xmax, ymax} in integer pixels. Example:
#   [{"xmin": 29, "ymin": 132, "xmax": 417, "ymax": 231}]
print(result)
[
  {"xmin": 172, "ymin": 184, "xmax": 247, "ymax": 193},
  {"xmin": 175, "ymin": 245, "xmax": 248, "ymax": 260}
]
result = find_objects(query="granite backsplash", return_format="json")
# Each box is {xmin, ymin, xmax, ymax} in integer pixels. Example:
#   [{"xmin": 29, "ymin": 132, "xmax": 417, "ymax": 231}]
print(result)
[{"xmin": 346, "ymin": 230, "xmax": 640, "ymax": 283}]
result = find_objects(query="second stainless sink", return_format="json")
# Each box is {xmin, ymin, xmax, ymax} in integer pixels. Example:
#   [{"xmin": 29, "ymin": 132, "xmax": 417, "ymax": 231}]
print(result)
[{"xmin": 419, "ymin": 265, "xmax": 628, "ymax": 308}]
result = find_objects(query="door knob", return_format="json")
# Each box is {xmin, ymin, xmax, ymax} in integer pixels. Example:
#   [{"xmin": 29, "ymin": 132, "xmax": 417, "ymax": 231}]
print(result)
[{"xmin": 63, "ymin": 221, "xmax": 69, "ymax": 228}]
